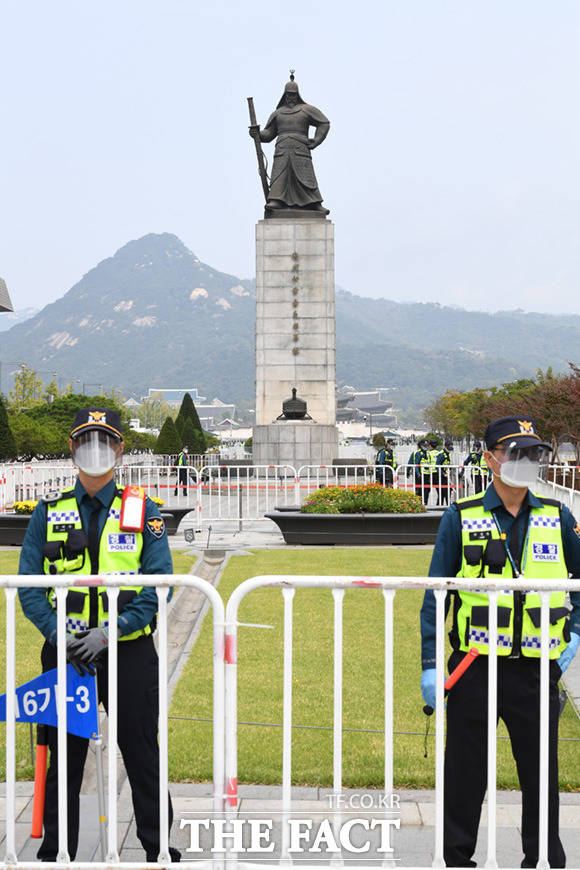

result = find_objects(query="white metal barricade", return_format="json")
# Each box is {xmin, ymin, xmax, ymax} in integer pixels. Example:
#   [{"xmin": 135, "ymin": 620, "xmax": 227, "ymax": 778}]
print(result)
[
  {"xmin": 224, "ymin": 574, "xmax": 580, "ymax": 870},
  {"xmin": 2, "ymin": 574, "xmax": 224, "ymax": 869},
  {"xmin": 2, "ymin": 464, "xmax": 579, "ymax": 528},
  {"xmin": 0, "ymin": 466, "xmax": 77, "ymax": 512}
]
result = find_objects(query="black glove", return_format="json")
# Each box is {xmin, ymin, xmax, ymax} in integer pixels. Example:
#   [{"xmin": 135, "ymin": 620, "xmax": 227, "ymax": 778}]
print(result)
[
  {"xmin": 66, "ymin": 633, "xmax": 96, "ymax": 676},
  {"xmin": 67, "ymin": 628, "xmax": 109, "ymax": 673}
]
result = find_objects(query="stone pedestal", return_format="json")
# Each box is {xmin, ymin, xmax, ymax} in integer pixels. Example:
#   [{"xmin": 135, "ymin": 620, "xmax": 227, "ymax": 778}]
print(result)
[
  {"xmin": 254, "ymin": 215, "xmax": 339, "ymax": 466},
  {"xmin": 253, "ymin": 421, "xmax": 338, "ymax": 471}
]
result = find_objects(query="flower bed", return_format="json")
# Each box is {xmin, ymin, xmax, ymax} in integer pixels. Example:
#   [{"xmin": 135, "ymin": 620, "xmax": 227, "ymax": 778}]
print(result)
[
  {"xmin": 301, "ymin": 482, "xmax": 425, "ymax": 514},
  {"xmin": 267, "ymin": 483, "xmax": 440, "ymax": 545}
]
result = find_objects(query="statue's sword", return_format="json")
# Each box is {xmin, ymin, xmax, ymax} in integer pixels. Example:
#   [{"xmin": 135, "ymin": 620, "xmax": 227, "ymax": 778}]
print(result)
[{"xmin": 247, "ymin": 97, "xmax": 270, "ymax": 202}]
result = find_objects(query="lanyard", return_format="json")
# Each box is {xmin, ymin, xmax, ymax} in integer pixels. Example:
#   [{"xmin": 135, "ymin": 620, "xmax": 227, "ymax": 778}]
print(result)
[{"xmin": 490, "ymin": 509, "xmax": 530, "ymax": 579}]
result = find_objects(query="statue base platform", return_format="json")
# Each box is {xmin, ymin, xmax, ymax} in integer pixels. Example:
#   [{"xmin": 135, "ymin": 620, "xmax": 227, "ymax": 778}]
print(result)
[
  {"xmin": 253, "ymin": 421, "xmax": 339, "ymax": 472},
  {"xmin": 264, "ymin": 208, "xmax": 329, "ymax": 220}
]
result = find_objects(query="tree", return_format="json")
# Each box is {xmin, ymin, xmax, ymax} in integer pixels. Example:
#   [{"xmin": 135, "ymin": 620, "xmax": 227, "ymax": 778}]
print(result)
[
  {"xmin": 154, "ymin": 416, "xmax": 181, "ymax": 455},
  {"xmin": 176, "ymin": 392, "xmax": 202, "ymax": 431},
  {"xmin": 14, "ymin": 393, "xmax": 127, "ymax": 459},
  {"xmin": 124, "ymin": 429, "xmax": 157, "ymax": 453},
  {"xmin": 180, "ymin": 417, "xmax": 205, "ymax": 455},
  {"xmin": 0, "ymin": 394, "xmax": 16, "ymax": 459},
  {"xmin": 134, "ymin": 395, "xmax": 175, "ymax": 430},
  {"xmin": 424, "ymin": 365, "xmax": 580, "ymax": 463},
  {"xmin": 8, "ymin": 364, "xmax": 44, "ymax": 409},
  {"xmin": 371, "ymin": 432, "xmax": 386, "ymax": 449},
  {"xmin": 10, "ymin": 415, "xmax": 63, "ymax": 459},
  {"xmin": 42, "ymin": 378, "xmax": 60, "ymax": 404},
  {"xmin": 175, "ymin": 392, "xmax": 205, "ymax": 453}
]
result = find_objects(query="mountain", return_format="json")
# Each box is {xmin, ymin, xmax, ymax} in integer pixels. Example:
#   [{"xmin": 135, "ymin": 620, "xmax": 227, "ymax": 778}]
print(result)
[
  {"xmin": 1, "ymin": 233, "xmax": 578, "ymax": 424},
  {"xmin": 0, "ymin": 234, "xmax": 255, "ymax": 401},
  {"xmin": 0, "ymin": 306, "xmax": 39, "ymax": 332}
]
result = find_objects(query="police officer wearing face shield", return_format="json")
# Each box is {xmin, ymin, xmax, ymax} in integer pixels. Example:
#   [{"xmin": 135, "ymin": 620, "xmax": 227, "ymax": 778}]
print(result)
[
  {"xmin": 18, "ymin": 408, "xmax": 181, "ymax": 863},
  {"xmin": 420, "ymin": 416, "xmax": 580, "ymax": 868}
]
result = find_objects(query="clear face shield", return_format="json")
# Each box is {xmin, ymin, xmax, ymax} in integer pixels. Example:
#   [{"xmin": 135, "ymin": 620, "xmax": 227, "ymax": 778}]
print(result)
[
  {"xmin": 72, "ymin": 430, "xmax": 122, "ymax": 477},
  {"xmin": 493, "ymin": 441, "xmax": 551, "ymax": 488}
]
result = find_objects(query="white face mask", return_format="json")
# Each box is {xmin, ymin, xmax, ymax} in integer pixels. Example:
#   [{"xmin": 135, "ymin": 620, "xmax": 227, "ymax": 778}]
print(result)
[
  {"xmin": 499, "ymin": 456, "xmax": 541, "ymax": 489},
  {"xmin": 73, "ymin": 431, "xmax": 120, "ymax": 477}
]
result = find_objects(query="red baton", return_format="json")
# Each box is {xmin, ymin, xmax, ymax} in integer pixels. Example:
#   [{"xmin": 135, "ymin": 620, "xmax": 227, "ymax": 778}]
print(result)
[
  {"xmin": 31, "ymin": 725, "xmax": 48, "ymax": 838},
  {"xmin": 444, "ymin": 647, "xmax": 480, "ymax": 690},
  {"xmin": 423, "ymin": 648, "xmax": 480, "ymax": 716}
]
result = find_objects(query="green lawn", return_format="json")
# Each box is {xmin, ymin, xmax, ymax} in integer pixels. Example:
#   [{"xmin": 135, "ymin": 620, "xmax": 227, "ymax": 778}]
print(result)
[
  {"xmin": 2, "ymin": 546, "xmax": 579, "ymax": 791},
  {"xmin": 170, "ymin": 548, "xmax": 580, "ymax": 790},
  {"xmin": 0, "ymin": 549, "xmax": 197, "ymax": 779}
]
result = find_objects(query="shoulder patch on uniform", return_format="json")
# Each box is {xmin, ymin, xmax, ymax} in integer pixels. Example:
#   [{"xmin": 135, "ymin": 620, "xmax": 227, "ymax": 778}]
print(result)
[
  {"xmin": 146, "ymin": 517, "xmax": 165, "ymax": 539},
  {"xmin": 574, "ymin": 523, "xmax": 580, "ymax": 539}
]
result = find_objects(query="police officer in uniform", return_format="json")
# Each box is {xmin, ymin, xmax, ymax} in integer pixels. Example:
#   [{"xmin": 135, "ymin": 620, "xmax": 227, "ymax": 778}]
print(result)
[
  {"xmin": 463, "ymin": 440, "xmax": 487, "ymax": 494},
  {"xmin": 428, "ymin": 438, "xmax": 442, "ymax": 502},
  {"xmin": 174, "ymin": 445, "xmax": 189, "ymax": 497},
  {"xmin": 376, "ymin": 439, "xmax": 397, "ymax": 486},
  {"xmin": 420, "ymin": 416, "xmax": 580, "ymax": 868},
  {"xmin": 408, "ymin": 439, "xmax": 431, "ymax": 504},
  {"xmin": 436, "ymin": 438, "xmax": 453, "ymax": 506},
  {"xmin": 18, "ymin": 408, "xmax": 181, "ymax": 863}
]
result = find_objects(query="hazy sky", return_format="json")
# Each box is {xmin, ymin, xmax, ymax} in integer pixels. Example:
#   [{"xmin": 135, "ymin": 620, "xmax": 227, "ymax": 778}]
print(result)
[{"xmin": 1, "ymin": 1, "xmax": 579, "ymax": 315}]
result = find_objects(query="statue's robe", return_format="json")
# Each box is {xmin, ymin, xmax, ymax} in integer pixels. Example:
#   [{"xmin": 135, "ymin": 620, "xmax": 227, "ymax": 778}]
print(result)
[{"xmin": 260, "ymin": 104, "xmax": 329, "ymax": 209}]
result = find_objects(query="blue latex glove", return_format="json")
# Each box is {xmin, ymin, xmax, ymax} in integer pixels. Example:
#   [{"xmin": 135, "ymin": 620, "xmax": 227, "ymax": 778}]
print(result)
[
  {"xmin": 421, "ymin": 668, "xmax": 436, "ymax": 709},
  {"xmin": 557, "ymin": 632, "xmax": 580, "ymax": 675}
]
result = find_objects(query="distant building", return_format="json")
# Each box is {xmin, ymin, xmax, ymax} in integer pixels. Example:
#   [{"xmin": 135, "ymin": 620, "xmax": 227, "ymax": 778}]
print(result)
[
  {"xmin": 124, "ymin": 397, "xmax": 142, "ymax": 410},
  {"xmin": 336, "ymin": 386, "xmax": 398, "ymax": 428},
  {"xmin": 139, "ymin": 388, "xmax": 236, "ymax": 429},
  {"xmin": 196, "ymin": 398, "xmax": 236, "ymax": 429},
  {"xmin": 209, "ymin": 418, "xmax": 252, "ymax": 443},
  {"xmin": 0, "ymin": 278, "xmax": 14, "ymax": 313},
  {"xmin": 144, "ymin": 387, "xmax": 206, "ymax": 405}
]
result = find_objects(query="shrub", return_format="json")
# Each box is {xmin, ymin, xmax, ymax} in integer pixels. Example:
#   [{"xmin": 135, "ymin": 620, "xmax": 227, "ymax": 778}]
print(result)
[
  {"xmin": 154, "ymin": 416, "xmax": 181, "ymax": 455},
  {"xmin": 301, "ymin": 483, "xmax": 425, "ymax": 514}
]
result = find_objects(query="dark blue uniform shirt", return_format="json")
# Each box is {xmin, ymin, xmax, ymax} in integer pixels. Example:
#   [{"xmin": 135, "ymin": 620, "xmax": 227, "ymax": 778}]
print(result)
[
  {"xmin": 18, "ymin": 478, "xmax": 173, "ymax": 645},
  {"xmin": 420, "ymin": 484, "xmax": 580, "ymax": 669}
]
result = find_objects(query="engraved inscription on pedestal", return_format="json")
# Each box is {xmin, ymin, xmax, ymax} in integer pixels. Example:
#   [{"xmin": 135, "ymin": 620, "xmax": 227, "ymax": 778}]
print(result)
[{"xmin": 255, "ymin": 217, "xmax": 336, "ymax": 428}]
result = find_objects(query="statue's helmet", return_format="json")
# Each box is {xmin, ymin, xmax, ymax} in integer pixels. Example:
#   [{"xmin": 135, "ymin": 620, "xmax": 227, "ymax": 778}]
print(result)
[{"xmin": 277, "ymin": 77, "xmax": 305, "ymax": 108}]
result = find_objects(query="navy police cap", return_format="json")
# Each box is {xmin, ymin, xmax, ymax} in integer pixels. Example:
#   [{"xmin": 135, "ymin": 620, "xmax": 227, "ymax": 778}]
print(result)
[
  {"xmin": 484, "ymin": 416, "xmax": 551, "ymax": 451},
  {"xmin": 70, "ymin": 408, "xmax": 123, "ymax": 440}
]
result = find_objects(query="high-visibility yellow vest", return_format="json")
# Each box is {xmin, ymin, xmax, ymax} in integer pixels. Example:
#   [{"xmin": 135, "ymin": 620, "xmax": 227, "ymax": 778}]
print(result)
[
  {"xmin": 429, "ymin": 449, "xmax": 441, "ymax": 468},
  {"xmin": 420, "ymin": 452, "xmax": 432, "ymax": 477},
  {"xmin": 454, "ymin": 494, "xmax": 569, "ymax": 658},
  {"xmin": 45, "ymin": 489, "xmax": 150, "ymax": 641},
  {"xmin": 469, "ymin": 452, "xmax": 487, "ymax": 475}
]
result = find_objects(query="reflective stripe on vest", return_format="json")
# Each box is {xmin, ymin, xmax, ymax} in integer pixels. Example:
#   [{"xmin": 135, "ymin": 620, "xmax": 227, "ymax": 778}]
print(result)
[
  {"xmin": 455, "ymin": 494, "xmax": 568, "ymax": 659},
  {"xmin": 45, "ymin": 489, "xmax": 149, "ymax": 641}
]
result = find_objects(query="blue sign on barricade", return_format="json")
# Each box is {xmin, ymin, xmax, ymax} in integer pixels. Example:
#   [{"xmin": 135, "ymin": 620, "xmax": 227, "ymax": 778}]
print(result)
[{"xmin": 0, "ymin": 664, "xmax": 98, "ymax": 738}]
